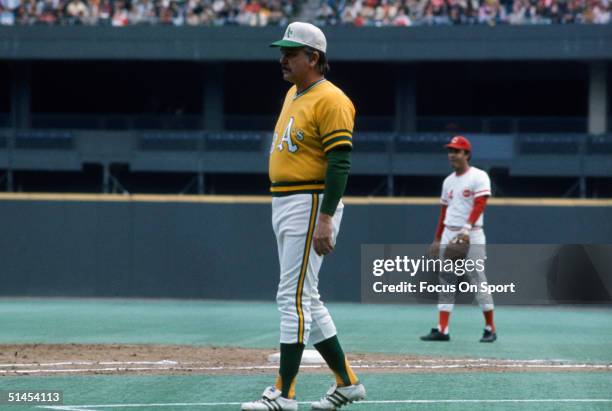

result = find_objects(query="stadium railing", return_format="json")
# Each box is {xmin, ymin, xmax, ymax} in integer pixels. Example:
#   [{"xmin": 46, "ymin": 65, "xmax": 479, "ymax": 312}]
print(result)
[{"xmin": 24, "ymin": 114, "xmax": 590, "ymax": 134}]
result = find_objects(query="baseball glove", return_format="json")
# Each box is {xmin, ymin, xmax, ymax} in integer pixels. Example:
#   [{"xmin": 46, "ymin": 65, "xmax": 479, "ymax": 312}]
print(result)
[{"xmin": 443, "ymin": 233, "xmax": 470, "ymax": 261}]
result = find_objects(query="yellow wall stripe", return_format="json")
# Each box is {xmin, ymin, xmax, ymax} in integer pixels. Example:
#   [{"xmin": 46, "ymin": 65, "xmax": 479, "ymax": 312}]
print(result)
[
  {"xmin": 343, "ymin": 197, "xmax": 612, "ymax": 207},
  {"xmin": 0, "ymin": 192, "xmax": 272, "ymax": 204},
  {"xmin": 296, "ymin": 193, "xmax": 318, "ymax": 344},
  {"xmin": 0, "ymin": 193, "xmax": 610, "ymax": 207}
]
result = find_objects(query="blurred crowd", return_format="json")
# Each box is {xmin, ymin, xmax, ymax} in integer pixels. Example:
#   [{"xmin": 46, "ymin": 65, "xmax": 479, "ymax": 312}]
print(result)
[
  {"xmin": 316, "ymin": 0, "xmax": 611, "ymax": 26},
  {"xmin": 0, "ymin": 0, "xmax": 609, "ymax": 25},
  {"xmin": 0, "ymin": 0, "xmax": 295, "ymax": 25}
]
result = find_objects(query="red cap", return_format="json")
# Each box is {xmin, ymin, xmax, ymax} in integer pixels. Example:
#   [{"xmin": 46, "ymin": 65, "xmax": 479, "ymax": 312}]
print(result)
[{"xmin": 445, "ymin": 135, "xmax": 471, "ymax": 151}]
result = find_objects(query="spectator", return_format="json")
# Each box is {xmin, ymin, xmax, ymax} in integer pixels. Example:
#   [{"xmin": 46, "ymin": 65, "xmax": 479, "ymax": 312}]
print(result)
[
  {"xmin": 1, "ymin": 4, "xmax": 16, "ymax": 24},
  {"xmin": 66, "ymin": 0, "xmax": 89, "ymax": 24},
  {"xmin": 1, "ymin": 0, "xmax": 20, "ymax": 13},
  {"xmin": 431, "ymin": 0, "xmax": 451, "ymax": 24},
  {"xmin": 340, "ymin": 0, "xmax": 361, "ymax": 24},
  {"xmin": 592, "ymin": 0, "xmax": 610, "ymax": 22},
  {"xmin": 111, "ymin": 0, "xmax": 129, "ymax": 25},
  {"xmin": 130, "ymin": 0, "xmax": 157, "ymax": 24},
  {"xmin": 393, "ymin": 5, "xmax": 412, "ymax": 23},
  {"xmin": 1, "ymin": 0, "xmax": 18, "ymax": 24},
  {"xmin": 316, "ymin": 1, "xmax": 337, "ymax": 25},
  {"xmin": 97, "ymin": 0, "xmax": 111, "ymax": 22},
  {"xmin": 38, "ymin": 0, "xmax": 62, "ymax": 24},
  {"xmin": 478, "ymin": 0, "xmax": 504, "ymax": 25}
]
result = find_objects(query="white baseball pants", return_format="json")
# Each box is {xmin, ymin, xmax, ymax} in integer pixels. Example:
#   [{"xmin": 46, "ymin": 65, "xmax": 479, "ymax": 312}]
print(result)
[
  {"xmin": 272, "ymin": 193, "xmax": 342, "ymax": 345},
  {"xmin": 438, "ymin": 227, "xmax": 495, "ymax": 312}
]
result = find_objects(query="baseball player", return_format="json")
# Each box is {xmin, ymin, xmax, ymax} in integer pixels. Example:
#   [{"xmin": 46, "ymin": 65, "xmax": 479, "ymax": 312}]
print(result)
[
  {"xmin": 241, "ymin": 22, "xmax": 365, "ymax": 411},
  {"xmin": 420, "ymin": 136, "xmax": 497, "ymax": 343}
]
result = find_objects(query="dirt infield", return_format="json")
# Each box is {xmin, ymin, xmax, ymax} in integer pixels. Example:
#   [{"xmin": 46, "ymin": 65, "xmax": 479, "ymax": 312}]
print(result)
[{"xmin": 1, "ymin": 344, "xmax": 610, "ymax": 376}]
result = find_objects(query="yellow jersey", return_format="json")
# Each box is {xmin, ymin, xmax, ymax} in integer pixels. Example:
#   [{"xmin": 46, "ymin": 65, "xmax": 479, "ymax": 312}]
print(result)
[{"xmin": 269, "ymin": 79, "xmax": 355, "ymax": 196}]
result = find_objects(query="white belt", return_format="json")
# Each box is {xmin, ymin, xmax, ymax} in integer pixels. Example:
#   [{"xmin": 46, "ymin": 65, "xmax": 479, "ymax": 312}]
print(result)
[{"xmin": 446, "ymin": 225, "xmax": 482, "ymax": 231}]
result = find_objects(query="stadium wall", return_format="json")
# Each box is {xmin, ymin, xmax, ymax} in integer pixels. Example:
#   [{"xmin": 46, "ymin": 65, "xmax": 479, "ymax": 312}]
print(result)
[
  {"xmin": 1, "ymin": 26, "xmax": 611, "ymax": 61},
  {"xmin": 0, "ymin": 196, "xmax": 610, "ymax": 301}
]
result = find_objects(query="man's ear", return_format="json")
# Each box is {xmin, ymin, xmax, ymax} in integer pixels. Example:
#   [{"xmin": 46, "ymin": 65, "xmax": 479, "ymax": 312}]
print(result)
[{"xmin": 310, "ymin": 51, "xmax": 319, "ymax": 67}]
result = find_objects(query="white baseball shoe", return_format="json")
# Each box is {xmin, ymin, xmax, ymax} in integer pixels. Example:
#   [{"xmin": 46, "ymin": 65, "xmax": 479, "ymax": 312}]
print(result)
[
  {"xmin": 241, "ymin": 386, "xmax": 298, "ymax": 411},
  {"xmin": 311, "ymin": 383, "xmax": 366, "ymax": 410}
]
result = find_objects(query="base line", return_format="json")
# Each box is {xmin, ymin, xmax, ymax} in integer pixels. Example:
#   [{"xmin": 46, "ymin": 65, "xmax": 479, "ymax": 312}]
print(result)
[
  {"xmin": 9, "ymin": 362, "xmax": 611, "ymax": 375},
  {"xmin": 38, "ymin": 398, "xmax": 612, "ymax": 409}
]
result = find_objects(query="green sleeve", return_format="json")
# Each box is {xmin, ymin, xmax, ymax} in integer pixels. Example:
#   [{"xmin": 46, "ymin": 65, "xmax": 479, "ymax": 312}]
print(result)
[{"xmin": 320, "ymin": 148, "xmax": 351, "ymax": 216}]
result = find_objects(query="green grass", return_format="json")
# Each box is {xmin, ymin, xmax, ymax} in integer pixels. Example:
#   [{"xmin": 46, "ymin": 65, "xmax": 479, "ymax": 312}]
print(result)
[
  {"xmin": 1, "ymin": 373, "xmax": 612, "ymax": 410},
  {"xmin": 0, "ymin": 298, "xmax": 611, "ymax": 410},
  {"xmin": 1, "ymin": 298, "xmax": 611, "ymax": 362}
]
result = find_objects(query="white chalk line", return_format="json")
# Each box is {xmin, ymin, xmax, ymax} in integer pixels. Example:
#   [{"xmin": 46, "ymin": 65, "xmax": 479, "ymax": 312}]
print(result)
[
  {"xmin": 5, "ymin": 362, "xmax": 612, "ymax": 375},
  {"xmin": 0, "ymin": 360, "xmax": 180, "ymax": 368},
  {"xmin": 353, "ymin": 358, "xmax": 571, "ymax": 364},
  {"xmin": 1, "ymin": 357, "xmax": 584, "ymax": 369},
  {"xmin": 38, "ymin": 399, "xmax": 612, "ymax": 410}
]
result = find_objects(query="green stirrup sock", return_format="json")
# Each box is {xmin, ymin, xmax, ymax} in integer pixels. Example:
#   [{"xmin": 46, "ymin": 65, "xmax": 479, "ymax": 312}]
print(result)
[
  {"xmin": 279, "ymin": 343, "xmax": 305, "ymax": 398},
  {"xmin": 314, "ymin": 335, "xmax": 356, "ymax": 387}
]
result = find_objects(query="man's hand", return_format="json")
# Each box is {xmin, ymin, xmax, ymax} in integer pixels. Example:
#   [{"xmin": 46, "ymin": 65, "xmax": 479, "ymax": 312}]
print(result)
[
  {"xmin": 313, "ymin": 213, "xmax": 334, "ymax": 256},
  {"xmin": 428, "ymin": 240, "xmax": 441, "ymax": 259}
]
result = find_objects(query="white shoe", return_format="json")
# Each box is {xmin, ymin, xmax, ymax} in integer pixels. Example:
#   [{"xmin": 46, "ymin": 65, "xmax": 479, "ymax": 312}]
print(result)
[
  {"xmin": 311, "ymin": 383, "xmax": 366, "ymax": 410},
  {"xmin": 241, "ymin": 386, "xmax": 298, "ymax": 411}
]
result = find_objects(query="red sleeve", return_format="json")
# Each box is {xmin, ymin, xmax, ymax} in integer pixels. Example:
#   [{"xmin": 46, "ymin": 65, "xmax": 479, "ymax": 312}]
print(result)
[
  {"xmin": 468, "ymin": 196, "xmax": 488, "ymax": 225},
  {"xmin": 434, "ymin": 205, "xmax": 447, "ymax": 240}
]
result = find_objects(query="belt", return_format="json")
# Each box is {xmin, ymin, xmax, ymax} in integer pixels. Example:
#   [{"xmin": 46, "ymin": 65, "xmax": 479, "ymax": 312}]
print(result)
[
  {"xmin": 446, "ymin": 225, "xmax": 483, "ymax": 231},
  {"xmin": 270, "ymin": 180, "xmax": 325, "ymax": 196}
]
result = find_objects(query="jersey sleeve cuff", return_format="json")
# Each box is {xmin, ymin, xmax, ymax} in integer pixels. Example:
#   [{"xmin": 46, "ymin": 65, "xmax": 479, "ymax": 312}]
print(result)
[
  {"xmin": 321, "ymin": 129, "xmax": 353, "ymax": 144},
  {"xmin": 474, "ymin": 190, "xmax": 491, "ymax": 198},
  {"xmin": 323, "ymin": 137, "xmax": 353, "ymax": 153}
]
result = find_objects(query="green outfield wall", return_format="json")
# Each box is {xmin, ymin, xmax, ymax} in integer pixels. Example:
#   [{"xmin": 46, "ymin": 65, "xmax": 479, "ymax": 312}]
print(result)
[{"xmin": 0, "ymin": 195, "xmax": 610, "ymax": 301}]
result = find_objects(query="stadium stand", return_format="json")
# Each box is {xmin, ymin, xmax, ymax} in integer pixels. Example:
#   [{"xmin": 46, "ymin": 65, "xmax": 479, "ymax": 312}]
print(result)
[
  {"xmin": 0, "ymin": 0, "xmax": 609, "ymax": 26},
  {"xmin": 587, "ymin": 134, "xmax": 612, "ymax": 154},
  {"xmin": 315, "ymin": 0, "xmax": 611, "ymax": 26},
  {"xmin": 0, "ymin": 0, "xmax": 297, "ymax": 26},
  {"xmin": 0, "ymin": 23, "xmax": 609, "ymax": 197},
  {"xmin": 519, "ymin": 134, "xmax": 582, "ymax": 155},
  {"xmin": 396, "ymin": 134, "xmax": 451, "ymax": 153},
  {"xmin": 139, "ymin": 132, "xmax": 201, "ymax": 151},
  {"xmin": 205, "ymin": 131, "xmax": 264, "ymax": 151},
  {"xmin": 15, "ymin": 130, "xmax": 74, "ymax": 150},
  {"xmin": 351, "ymin": 132, "xmax": 393, "ymax": 153}
]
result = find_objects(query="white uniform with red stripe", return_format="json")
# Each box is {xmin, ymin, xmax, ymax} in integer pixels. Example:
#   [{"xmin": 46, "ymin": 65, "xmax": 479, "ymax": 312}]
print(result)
[
  {"xmin": 438, "ymin": 166, "xmax": 494, "ymax": 312},
  {"xmin": 441, "ymin": 166, "xmax": 490, "ymax": 228}
]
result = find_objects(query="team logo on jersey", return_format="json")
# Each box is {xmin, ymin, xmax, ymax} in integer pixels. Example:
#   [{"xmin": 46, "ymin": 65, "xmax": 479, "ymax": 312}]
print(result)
[
  {"xmin": 275, "ymin": 117, "xmax": 298, "ymax": 153},
  {"xmin": 296, "ymin": 130, "xmax": 304, "ymax": 141},
  {"xmin": 270, "ymin": 132, "xmax": 278, "ymax": 154},
  {"xmin": 463, "ymin": 189, "xmax": 471, "ymax": 197}
]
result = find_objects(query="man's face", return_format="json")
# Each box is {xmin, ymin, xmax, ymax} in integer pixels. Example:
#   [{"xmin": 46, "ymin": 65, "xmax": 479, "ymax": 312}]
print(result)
[
  {"xmin": 447, "ymin": 148, "xmax": 469, "ymax": 169},
  {"xmin": 279, "ymin": 47, "xmax": 314, "ymax": 83}
]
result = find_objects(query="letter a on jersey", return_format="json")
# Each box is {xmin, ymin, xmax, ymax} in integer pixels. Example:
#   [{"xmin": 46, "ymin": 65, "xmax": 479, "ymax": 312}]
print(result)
[{"xmin": 277, "ymin": 117, "xmax": 298, "ymax": 153}]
